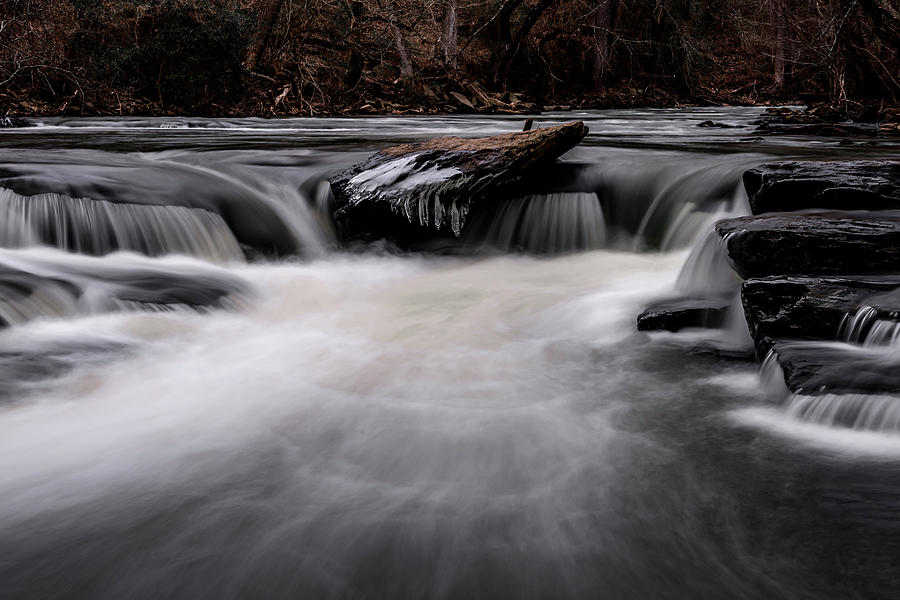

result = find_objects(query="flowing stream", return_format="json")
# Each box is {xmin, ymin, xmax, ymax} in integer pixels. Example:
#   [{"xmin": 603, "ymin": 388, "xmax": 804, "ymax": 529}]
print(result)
[{"xmin": 1, "ymin": 109, "xmax": 899, "ymax": 599}]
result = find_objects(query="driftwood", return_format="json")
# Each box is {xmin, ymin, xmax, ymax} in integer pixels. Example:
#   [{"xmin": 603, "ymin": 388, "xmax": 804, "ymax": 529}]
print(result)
[{"xmin": 329, "ymin": 121, "xmax": 589, "ymax": 242}]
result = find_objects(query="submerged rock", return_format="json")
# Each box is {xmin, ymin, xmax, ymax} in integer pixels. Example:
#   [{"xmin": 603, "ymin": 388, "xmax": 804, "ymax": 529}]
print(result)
[
  {"xmin": 329, "ymin": 121, "xmax": 589, "ymax": 242},
  {"xmin": 636, "ymin": 296, "xmax": 730, "ymax": 332},
  {"xmin": 743, "ymin": 162, "xmax": 900, "ymax": 214},
  {"xmin": 769, "ymin": 340, "xmax": 900, "ymax": 396},
  {"xmin": 0, "ymin": 116, "xmax": 31, "ymax": 128},
  {"xmin": 716, "ymin": 212, "xmax": 900, "ymax": 278},
  {"xmin": 0, "ymin": 250, "xmax": 252, "ymax": 327},
  {"xmin": 741, "ymin": 277, "xmax": 900, "ymax": 348}
]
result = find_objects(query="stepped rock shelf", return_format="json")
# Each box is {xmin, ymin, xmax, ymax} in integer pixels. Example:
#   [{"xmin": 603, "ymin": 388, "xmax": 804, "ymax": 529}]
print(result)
[{"xmin": 639, "ymin": 160, "xmax": 900, "ymax": 413}]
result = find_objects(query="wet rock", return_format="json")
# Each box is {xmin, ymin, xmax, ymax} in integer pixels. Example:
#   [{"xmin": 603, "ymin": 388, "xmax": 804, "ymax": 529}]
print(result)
[
  {"xmin": 769, "ymin": 339, "xmax": 900, "ymax": 395},
  {"xmin": 0, "ymin": 160, "xmax": 301, "ymax": 258},
  {"xmin": 741, "ymin": 276, "xmax": 900, "ymax": 348},
  {"xmin": 752, "ymin": 105, "xmax": 900, "ymax": 138},
  {"xmin": 743, "ymin": 162, "xmax": 900, "ymax": 214},
  {"xmin": 0, "ymin": 116, "xmax": 31, "ymax": 128},
  {"xmin": 697, "ymin": 121, "xmax": 734, "ymax": 128},
  {"xmin": 0, "ymin": 252, "xmax": 252, "ymax": 327},
  {"xmin": 329, "ymin": 121, "xmax": 589, "ymax": 242},
  {"xmin": 716, "ymin": 212, "xmax": 900, "ymax": 278},
  {"xmin": 755, "ymin": 122, "xmax": 880, "ymax": 137},
  {"xmin": 637, "ymin": 296, "xmax": 730, "ymax": 332}
]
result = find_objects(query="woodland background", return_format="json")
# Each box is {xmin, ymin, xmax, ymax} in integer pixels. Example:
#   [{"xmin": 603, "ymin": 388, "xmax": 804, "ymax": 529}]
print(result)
[{"xmin": 1, "ymin": 0, "xmax": 898, "ymax": 116}]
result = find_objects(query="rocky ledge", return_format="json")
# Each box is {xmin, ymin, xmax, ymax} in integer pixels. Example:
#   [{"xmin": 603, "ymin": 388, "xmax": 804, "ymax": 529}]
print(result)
[
  {"xmin": 716, "ymin": 212, "xmax": 900, "ymax": 278},
  {"xmin": 636, "ymin": 296, "xmax": 730, "ymax": 332},
  {"xmin": 743, "ymin": 161, "xmax": 900, "ymax": 214},
  {"xmin": 741, "ymin": 276, "xmax": 900, "ymax": 348},
  {"xmin": 639, "ymin": 159, "xmax": 900, "ymax": 420}
]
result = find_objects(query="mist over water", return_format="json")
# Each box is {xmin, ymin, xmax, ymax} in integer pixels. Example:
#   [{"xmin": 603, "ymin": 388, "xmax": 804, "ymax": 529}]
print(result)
[{"xmin": 2, "ymin": 110, "xmax": 900, "ymax": 599}]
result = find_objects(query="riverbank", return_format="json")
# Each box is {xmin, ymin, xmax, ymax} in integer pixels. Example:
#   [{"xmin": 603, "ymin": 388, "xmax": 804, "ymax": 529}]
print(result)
[{"xmin": 4, "ymin": 76, "xmax": 898, "ymax": 122}]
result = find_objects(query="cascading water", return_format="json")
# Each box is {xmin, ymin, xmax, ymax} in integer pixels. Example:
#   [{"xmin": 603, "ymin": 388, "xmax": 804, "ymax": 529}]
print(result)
[
  {"xmin": 464, "ymin": 192, "xmax": 606, "ymax": 253},
  {"xmin": 0, "ymin": 188, "xmax": 244, "ymax": 261},
  {"xmin": 839, "ymin": 305, "xmax": 900, "ymax": 348},
  {"xmin": 3, "ymin": 109, "xmax": 900, "ymax": 600},
  {"xmin": 765, "ymin": 304, "xmax": 900, "ymax": 434}
]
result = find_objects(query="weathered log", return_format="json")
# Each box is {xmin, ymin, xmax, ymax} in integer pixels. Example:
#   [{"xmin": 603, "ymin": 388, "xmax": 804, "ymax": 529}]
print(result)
[
  {"xmin": 329, "ymin": 121, "xmax": 589, "ymax": 242},
  {"xmin": 743, "ymin": 161, "xmax": 900, "ymax": 214}
]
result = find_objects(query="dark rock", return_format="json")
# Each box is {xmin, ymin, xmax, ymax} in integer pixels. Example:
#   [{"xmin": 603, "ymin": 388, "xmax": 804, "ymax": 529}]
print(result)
[
  {"xmin": 716, "ymin": 212, "xmax": 900, "ymax": 278},
  {"xmin": 0, "ymin": 252, "xmax": 252, "ymax": 328},
  {"xmin": 741, "ymin": 276, "xmax": 900, "ymax": 349},
  {"xmin": 1, "ymin": 115, "xmax": 31, "ymax": 128},
  {"xmin": 742, "ymin": 161, "xmax": 900, "ymax": 214},
  {"xmin": 637, "ymin": 296, "xmax": 730, "ymax": 332},
  {"xmin": 769, "ymin": 339, "xmax": 900, "ymax": 395},
  {"xmin": 329, "ymin": 121, "xmax": 589, "ymax": 242},
  {"xmin": 755, "ymin": 122, "xmax": 880, "ymax": 137},
  {"xmin": 0, "ymin": 158, "xmax": 301, "ymax": 258},
  {"xmin": 697, "ymin": 121, "xmax": 733, "ymax": 128}
]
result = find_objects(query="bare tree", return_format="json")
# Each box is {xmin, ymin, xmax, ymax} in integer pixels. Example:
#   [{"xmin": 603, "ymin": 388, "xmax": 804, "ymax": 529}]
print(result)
[
  {"xmin": 246, "ymin": 0, "xmax": 285, "ymax": 70},
  {"xmin": 770, "ymin": 0, "xmax": 786, "ymax": 86},
  {"xmin": 491, "ymin": 0, "xmax": 557, "ymax": 89},
  {"xmin": 385, "ymin": 0, "xmax": 414, "ymax": 76},
  {"xmin": 592, "ymin": 0, "xmax": 616, "ymax": 85},
  {"xmin": 443, "ymin": 0, "xmax": 459, "ymax": 68}
]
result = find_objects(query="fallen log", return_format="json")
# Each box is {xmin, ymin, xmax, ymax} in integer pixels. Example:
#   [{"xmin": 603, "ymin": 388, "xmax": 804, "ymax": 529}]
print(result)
[{"xmin": 329, "ymin": 121, "xmax": 588, "ymax": 243}]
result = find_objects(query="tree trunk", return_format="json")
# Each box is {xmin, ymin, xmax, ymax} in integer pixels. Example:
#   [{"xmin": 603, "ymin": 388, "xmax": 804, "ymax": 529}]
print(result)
[
  {"xmin": 771, "ymin": 0, "xmax": 786, "ymax": 86},
  {"xmin": 592, "ymin": 0, "xmax": 615, "ymax": 86},
  {"xmin": 489, "ymin": 0, "xmax": 526, "ymax": 85},
  {"xmin": 492, "ymin": 0, "xmax": 556, "ymax": 90},
  {"xmin": 245, "ymin": 0, "xmax": 285, "ymax": 71},
  {"xmin": 391, "ymin": 23, "xmax": 414, "ymax": 76},
  {"xmin": 443, "ymin": 0, "xmax": 459, "ymax": 68},
  {"xmin": 381, "ymin": 0, "xmax": 414, "ymax": 76}
]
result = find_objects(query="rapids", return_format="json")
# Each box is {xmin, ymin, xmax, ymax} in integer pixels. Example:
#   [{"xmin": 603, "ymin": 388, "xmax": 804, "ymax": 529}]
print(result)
[{"xmin": 1, "ymin": 109, "xmax": 900, "ymax": 599}]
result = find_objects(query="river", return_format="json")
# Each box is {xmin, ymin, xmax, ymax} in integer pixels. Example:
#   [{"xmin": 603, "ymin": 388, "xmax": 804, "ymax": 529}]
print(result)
[{"xmin": 1, "ymin": 109, "xmax": 898, "ymax": 599}]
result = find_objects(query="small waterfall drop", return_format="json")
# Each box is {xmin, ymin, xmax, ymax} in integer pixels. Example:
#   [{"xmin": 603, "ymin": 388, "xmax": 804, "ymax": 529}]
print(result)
[
  {"xmin": 0, "ymin": 188, "xmax": 244, "ymax": 262},
  {"xmin": 768, "ymin": 305, "xmax": 900, "ymax": 434},
  {"xmin": 674, "ymin": 230, "xmax": 740, "ymax": 298},
  {"xmin": 465, "ymin": 192, "xmax": 605, "ymax": 253},
  {"xmin": 785, "ymin": 393, "xmax": 900, "ymax": 432},
  {"xmin": 839, "ymin": 306, "xmax": 900, "ymax": 348}
]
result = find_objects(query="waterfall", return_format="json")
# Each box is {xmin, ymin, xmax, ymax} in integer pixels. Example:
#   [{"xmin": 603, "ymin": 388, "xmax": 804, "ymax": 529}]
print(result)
[
  {"xmin": 768, "ymin": 305, "xmax": 900, "ymax": 434},
  {"xmin": 578, "ymin": 160, "xmax": 752, "ymax": 251},
  {"xmin": 0, "ymin": 188, "xmax": 244, "ymax": 262},
  {"xmin": 839, "ymin": 306, "xmax": 900, "ymax": 348},
  {"xmin": 464, "ymin": 192, "xmax": 606, "ymax": 254},
  {"xmin": 785, "ymin": 393, "xmax": 900, "ymax": 432},
  {"xmin": 674, "ymin": 230, "xmax": 740, "ymax": 298}
]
